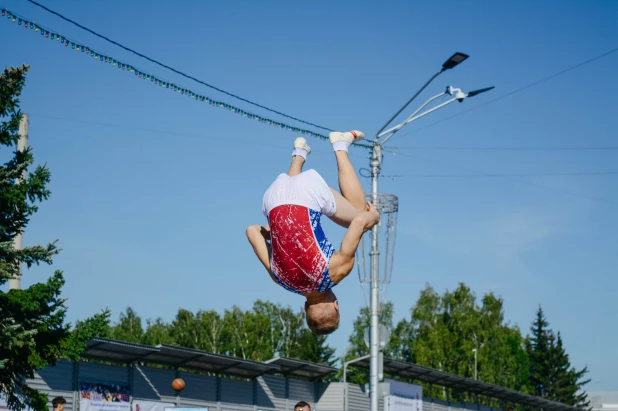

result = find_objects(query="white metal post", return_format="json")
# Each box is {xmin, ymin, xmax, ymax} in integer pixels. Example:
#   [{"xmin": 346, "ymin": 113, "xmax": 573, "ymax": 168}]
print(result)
[
  {"xmin": 362, "ymin": 52, "xmax": 489, "ymax": 410},
  {"xmin": 343, "ymin": 354, "xmax": 371, "ymax": 411},
  {"xmin": 369, "ymin": 144, "xmax": 382, "ymax": 411},
  {"xmin": 473, "ymin": 348, "xmax": 478, "ymax": 380},
  {"xmin": 9, "ymin": 114, "xmax": 28, "ymax": 291}
]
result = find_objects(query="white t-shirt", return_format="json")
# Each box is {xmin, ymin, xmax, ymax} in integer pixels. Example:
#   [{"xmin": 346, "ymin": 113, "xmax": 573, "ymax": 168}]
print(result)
[{"xmin": 262, "ymin": 169, "xmax": 337, "ymax": 217}]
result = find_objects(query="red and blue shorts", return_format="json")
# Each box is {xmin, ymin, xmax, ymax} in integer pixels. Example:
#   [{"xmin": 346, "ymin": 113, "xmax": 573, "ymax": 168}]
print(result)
[
  {"xmin": 262, "ymin": 169, "xmax": 338, "ymax": 295},
  {"xmin": 268, "ymin": 204, "xmax": 336, "ymax": 294}
]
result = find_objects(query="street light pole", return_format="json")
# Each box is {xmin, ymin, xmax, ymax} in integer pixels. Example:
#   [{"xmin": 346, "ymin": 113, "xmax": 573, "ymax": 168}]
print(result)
[
  {"xmin": 473, "ymin": 348, "xmax": 478, "ymax": 380},
  {"xmin": 366, "ymin": 52, "xmax": 492, "ymax": 411},
  {"xmin": 343, "ymin": 354, "xmax": 372, "ymax": 411},
  {"xmin": 373, "ymin": 52, "xmax": 469, "ymax": 142},
  {"xmin": 369, "ymin": 144, "xmax": 382, "ymax": 411},
  {"xmin": 373, "ymin": 71, "xmax": 442, "ymax": 142}
]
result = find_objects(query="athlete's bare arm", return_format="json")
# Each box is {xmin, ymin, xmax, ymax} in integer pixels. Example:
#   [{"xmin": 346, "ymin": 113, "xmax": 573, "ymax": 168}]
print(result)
[
  {"xmin": 328, "ymin": 203, "xmax": 380, "ymax": 283},
  {"xmin": 246, "ymin": 225, "xmax": 277, "ymax": 284}
]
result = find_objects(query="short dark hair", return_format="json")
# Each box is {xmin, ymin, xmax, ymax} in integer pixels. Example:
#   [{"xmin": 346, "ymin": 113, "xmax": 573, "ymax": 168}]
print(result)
[
  {"xmin": 52, "ymin": 397, "xmax": 66, "ymax": 410},
  {"xmin": 294, "ymin": 401, "xmax": 311, "ymax": 410}
]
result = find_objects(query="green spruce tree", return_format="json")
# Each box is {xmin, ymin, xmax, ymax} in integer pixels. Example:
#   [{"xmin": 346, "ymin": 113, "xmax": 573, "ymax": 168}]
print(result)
[
  {"xmin": 555, "ymin": 332, "xmax": 590, "ymax": 408},
  {"xmin": 0, "ymin": 65, "xmax": 110, "ymax": 411},
  {"xmin": 527, "ymin": 306, "xmax": 551, "ymax": 397},
  {"xmin": 526, "ymin": 307, "xmax": 590, "ymax": 407}
]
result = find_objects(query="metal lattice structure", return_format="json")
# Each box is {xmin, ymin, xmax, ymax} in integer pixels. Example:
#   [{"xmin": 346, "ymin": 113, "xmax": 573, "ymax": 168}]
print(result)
[{"xmin": 357, "ymin": 193, "xmax": 399, "ymax": 286}]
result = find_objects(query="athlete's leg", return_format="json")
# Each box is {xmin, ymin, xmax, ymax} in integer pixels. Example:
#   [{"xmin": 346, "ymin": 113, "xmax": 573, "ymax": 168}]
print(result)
[
  {"xmin": 328, "ymin": 130, "xmax": 368, "ymax": 227},
  {"xmin": 328, "ymin": 190, "xmax": 364, "ymax": 228},
  {"xmin": 287, "ymin": 157, "xmax": 304, "ymax": 177},
  {"xmin": 287, "ymin": 137, "xmax": 311, "ymax": 177},
  {"xmin": 332, "ymin": 131, "xmax": 366, "ymax": 209}
]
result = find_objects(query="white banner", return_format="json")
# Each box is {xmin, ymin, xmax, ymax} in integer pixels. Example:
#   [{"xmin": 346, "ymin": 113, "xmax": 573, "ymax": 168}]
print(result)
[
  {"xmin": 79, "ymin": 380, "xmax": 131, "ymax": 411},
  {"xmin": 385, "ymin": 395, "xmax": 423, "ymax": 411},
  {"xmin": 80, "ymin": 399, "xmax": 131, "ymax": 411},
  {"xmin": 388, "ymin": 380, "xmax": 423, "ymax": 399},
  {"xmin": 164, "ymin": 408, "xmax": 209, "ymax": 411},
  {"xmin": 133, "ymin": 401, "xmax": 174, "ymax": 411},
  {"xmin": 384, "ymin": 380, "xmax": 423, "ymax": 411}
]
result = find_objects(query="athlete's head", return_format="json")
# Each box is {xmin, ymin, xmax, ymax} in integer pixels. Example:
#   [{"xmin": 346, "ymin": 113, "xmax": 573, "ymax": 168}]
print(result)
[{"xmin": 305, "ymin": 293, "xmax": 340, "ymax": 335}]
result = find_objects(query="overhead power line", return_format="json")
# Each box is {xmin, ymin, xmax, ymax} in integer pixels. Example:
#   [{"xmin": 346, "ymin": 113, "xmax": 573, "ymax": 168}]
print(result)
[
  {"xmin": 2, "ymin": 8, "xmax": 376, "ymax": 147},
  {"xmin": 385, "ymin": 152, "xmax": 617, "ymax": 206},
  {"xmin": 29, "ymin": 112, "xmax": 616, "ymax": 201},
  {"xmin": 24, "ymin": 0, "xmax": 333, "ymax": 132},
  {"xmin": 383, "ymin": 171, "xmax": 618, "ymax": 178},
  {"xmin": 27, "ymin": 114, "xmax": 370, "ymax": 159},
  {"xmin": 391, "ymin": 146, "xmax": 618, "ymax": 152},
  {"xmin": 389, "ymin": 45, "xmax": 618, "ymax": 142}
]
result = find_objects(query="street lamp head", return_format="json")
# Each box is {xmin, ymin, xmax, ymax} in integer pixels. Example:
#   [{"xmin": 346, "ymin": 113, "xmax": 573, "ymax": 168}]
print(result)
[
  {"xmin": 442, "ymin": 52, "xmax": 469, "ymax": 71},
  {"xmin": 467, "ymin": 86, "xmax": 495, "ymax": 97}
]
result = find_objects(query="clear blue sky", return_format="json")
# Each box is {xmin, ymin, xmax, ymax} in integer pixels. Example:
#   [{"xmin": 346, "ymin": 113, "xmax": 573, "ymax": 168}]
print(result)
[{"xmin": 2, "ymin": 0, "xmax": 617, "ymax": 392}]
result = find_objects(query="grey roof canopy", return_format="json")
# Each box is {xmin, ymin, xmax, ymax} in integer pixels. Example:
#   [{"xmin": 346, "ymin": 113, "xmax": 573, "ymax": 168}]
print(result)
[
  {"xmin": 151, "ymin": 344, "xmax": 279, "ymax": 378},
  {"xmin": 83, "ymin": 338, "xmax": 581, "ymax": 411},
  {"xmin": 82, "ymin": 338, "xmax": 278, "ymax": 378},
  {"xmin": 265, "ymin": 357, "xmax": 337, "ymax": 380},
  {"xmin": 83, "ymin": 338, "xmax": 160, "ymax": 363},
  {"xmin": 349, "ymin": 357, "xmax": 582, "ymax": 411}
]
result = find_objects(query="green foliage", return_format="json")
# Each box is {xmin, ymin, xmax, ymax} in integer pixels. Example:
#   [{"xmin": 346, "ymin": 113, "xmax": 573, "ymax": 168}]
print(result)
[
  {"xmin": 0, "ymin": 65, "xmax": 54, "ymax": 284},
  {"xmin": 526, "ymin": 307, "xmax": 590, "ymax": 408},
  {"xmin": 0, "ymin": 65, "xmax": 110, "ymax": 411},
  {"xmin": 290, "ymin": 330, "xmax": 337, "ymax": 366},
  {"xmin": 527, "ymin": 307, "xmax": 551, "ymax": 396},
  {"xmin": 108, "ymin": 307, "xmax": 143, "ymax": 343},
  {"xmin": 342, "ymin": 285, "xmax": 590, "ymax": 408},
  {"xmin": 141, "ymin": 318, "xmax": 174, "ymax": 346},
  {"xmin": 342, "ymin": 301, "xmax": 398, "ymax": 384},
  {"xmin": 401, "ymin": 284, "xmax": 531, "ymax": 401},
  {"xmin": 107, "ymin": 286, "xmax": 591, "ymax": 407},
  {"xmin": 108, "ymin": 301, "xmax": 338, "ymax": 374}
]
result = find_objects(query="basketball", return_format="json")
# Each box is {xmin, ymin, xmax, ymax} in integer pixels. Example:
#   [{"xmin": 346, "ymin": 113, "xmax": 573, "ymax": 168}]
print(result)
[{"xmin": 171, "ymin": 378, "xmax": 185, "ymax": 392}]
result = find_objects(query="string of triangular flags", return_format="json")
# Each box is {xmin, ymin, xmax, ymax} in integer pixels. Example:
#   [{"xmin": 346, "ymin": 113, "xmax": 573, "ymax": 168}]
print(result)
[{"xmin": 1, "ymin": 8, "xmax": 370, "ymax": 150}]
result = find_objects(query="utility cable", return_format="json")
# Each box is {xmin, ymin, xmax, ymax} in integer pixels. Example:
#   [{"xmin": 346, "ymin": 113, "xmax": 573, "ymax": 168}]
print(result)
[
  {"xmin": 389, "ymin": 46, "xmax": 618, "ymax": 142},
  {"xmin": 387, "ymin": 152, "xmax": 617, "ymax": 205},
  {"xmin": 390, "ymin": 145, "xmax": 618, "ymax": 152},
  {"xmin": 24, "ymin": 0, "xmax": 333, "ymax": 132},
  {"xmin": 382, "ymin": 171, "xmax": 618, "ymax": 178},
  {"xmin": 2, "ymin": 7, "xmax": 376, "ymax": 147},
  {"xmin": 27, "ymin": 114, "xmax": 370, "ymax": 159}
]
